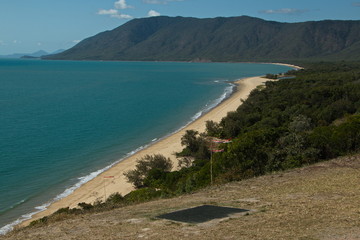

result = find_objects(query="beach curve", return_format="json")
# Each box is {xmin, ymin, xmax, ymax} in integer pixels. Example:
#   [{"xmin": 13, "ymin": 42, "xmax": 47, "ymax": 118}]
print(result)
[{"xmin": 17, "ymin": 71, "xmax": 294, "ymax": 228}]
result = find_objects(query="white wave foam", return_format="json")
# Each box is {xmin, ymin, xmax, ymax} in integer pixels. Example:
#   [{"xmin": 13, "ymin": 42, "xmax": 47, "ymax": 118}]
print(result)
[
  {"xmin": 0, "ymin": 138, "xmax": 157, "ymax": 235},
  {"xmin": 190, "ymin": 82, "xmax": 235, "ymax": 122},
  {"xmin": 191, "ymin": 111, "xmax": 203, "ymax": 121},
  {"xmin": 126, "ymin": 145, "xmax": 148, "ymax": 157},
  {"xmin": 0, "ymin": 161, "xmax": 121, "ymax": 235},
  {"xmin": 0, "ymin": 202, "xmax": 50, "ymax": 235},
  {"xmin": 0, "ymin": 82, "xmax": 236, "ymax": 236},
  {"xmin": 54, "ymin": 169, "xmax": 105, "ymax": 202}
]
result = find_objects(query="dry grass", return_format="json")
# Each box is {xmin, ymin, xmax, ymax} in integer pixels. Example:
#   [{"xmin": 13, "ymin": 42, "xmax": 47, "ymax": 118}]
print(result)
[{"xmin": 2, "ymin": 155, "xmax": 360, "ymax": 240}]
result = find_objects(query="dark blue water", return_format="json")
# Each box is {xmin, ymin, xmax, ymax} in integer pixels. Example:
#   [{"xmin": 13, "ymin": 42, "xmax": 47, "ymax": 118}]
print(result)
[{"xmin": 0, "ymin": 59, "xmax": 291, "ymax": 233}]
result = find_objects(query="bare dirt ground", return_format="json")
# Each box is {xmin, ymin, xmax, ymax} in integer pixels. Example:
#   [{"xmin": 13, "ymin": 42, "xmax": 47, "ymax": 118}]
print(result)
[{"xmin": 2, "ymin": 154, "xmax": 360, "ymax": 240}]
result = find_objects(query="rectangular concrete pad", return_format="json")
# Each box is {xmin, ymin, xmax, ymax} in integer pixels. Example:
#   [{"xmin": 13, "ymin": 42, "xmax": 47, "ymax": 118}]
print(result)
[{"xmin": 157, "ymin": 205, "xmax": 249, "ymax": 223}]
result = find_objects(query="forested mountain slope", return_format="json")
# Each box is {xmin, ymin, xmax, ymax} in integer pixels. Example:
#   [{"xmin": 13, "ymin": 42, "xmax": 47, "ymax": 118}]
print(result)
[{"xmin": 45, "ymin": 16, "xmax": 360, "ymax": 61}]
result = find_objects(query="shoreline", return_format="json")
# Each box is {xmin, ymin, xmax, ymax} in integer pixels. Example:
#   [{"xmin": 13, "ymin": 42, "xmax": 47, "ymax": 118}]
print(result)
[
  {"xmin": 269, "ymin": 62, "xmax": 304, "ymax": 70},
  {"xmin": 18, "ymin": 75, "xmax": 268, "ymax": 227},
  {"xmin": 3, "ymin": 62, "xmax": 298, "ymax": 232}
]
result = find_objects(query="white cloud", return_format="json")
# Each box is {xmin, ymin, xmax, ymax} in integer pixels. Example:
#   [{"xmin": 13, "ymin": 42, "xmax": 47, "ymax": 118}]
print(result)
[
  {"xmin": 143, "ymin": 0, "xmax": 183, "ymax": 4},
  {"xmin": 97, "ymin": 8, "xmax": 133, "ymax": 19},
  {"xmin": 111, "ymin": 13, "xmax": 133, "ymax": 19},
  {"xmin": 37, "ymin": 42, "xmax": 42, "ymax": 46},
  {"xmin": 72, "ymin": 40, "xmax": 81, "ymax": 44},
  {"xmin": 260, "ymin": 8, "xmax": 308, "ymax": 15},
  {"xmin": 148, "ymin": 10, "xmax": 161, "ymax": 17},
  {"xmin": 114, "ymin": 0, "xmax": 133, "ymax": 9},
  {"xmin": 97, "ymin": 1, "xmax": 134, "ymax": 20},
  {"xmin": 97, "ymin": 9, "xmax": 118, "ymax": 15}
]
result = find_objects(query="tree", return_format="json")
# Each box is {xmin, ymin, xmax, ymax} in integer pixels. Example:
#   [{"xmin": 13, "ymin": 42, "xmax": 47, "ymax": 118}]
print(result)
[
  {"xmin": 178, "ymin": 130, "xmax": 210, "ymax": 160},
  {"xmin": 206, "ymin": 120, "xmax": 220, "ymax": 137},
  {"xmin": 181, "ymin": 130, "xmax": 199, "ymax": 152},
  {"xmin": 124, "ymin": 154, "xmax": 173, "ymax": 189}
]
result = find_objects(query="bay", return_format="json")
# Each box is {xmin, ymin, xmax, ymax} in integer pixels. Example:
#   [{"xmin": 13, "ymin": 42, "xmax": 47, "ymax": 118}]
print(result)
[{"xmin": 0, "ymin": 59, "xmax": 291, "ymax": 232}]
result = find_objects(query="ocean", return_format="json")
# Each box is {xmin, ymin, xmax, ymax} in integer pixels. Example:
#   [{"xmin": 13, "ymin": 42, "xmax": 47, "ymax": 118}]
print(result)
[{"xmin": 0, "ymin": 59, "xmax": 291, "ymax": 233}]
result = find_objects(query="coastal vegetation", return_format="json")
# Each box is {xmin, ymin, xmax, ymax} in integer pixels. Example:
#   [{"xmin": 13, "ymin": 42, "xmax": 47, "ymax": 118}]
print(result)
[
  {"xmin": 44, "ymin": 16, "xmax": 360, "ymax": 62},
  {"xmin": 122, "ymin": 61, "xmax": 360, "ymax": 194},
  {"xmin": 28, "ymin": 61, "xmax": 360, "ymax": 226},
  {"xmin": 9, "ymin": 154, "xmax": 359, "ymax": 240}
]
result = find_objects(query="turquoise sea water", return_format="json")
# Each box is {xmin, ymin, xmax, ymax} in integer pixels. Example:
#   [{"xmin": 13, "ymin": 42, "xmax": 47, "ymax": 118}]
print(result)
[{"xmin": 0, "ymin": 59, "xmax": 291, "ymax": 233}]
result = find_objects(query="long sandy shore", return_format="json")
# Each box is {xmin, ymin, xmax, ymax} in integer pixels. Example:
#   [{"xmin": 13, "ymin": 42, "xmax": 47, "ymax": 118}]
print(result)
[{"xmin": 20, "ymin": 75, "xmax": 278, "ymax": 226}]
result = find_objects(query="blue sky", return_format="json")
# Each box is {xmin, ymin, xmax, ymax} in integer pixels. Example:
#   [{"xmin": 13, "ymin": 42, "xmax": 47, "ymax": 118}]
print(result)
[{"xmin": 0, "ymin": 0, "xmax": 359, "ymax": 55}]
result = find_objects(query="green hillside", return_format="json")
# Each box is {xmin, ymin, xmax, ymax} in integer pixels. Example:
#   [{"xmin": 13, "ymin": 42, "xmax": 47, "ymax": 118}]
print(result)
[
  {"xmin": 3, "ymin": 155, "xmax": 359, "ymax": 240},
  {"xmin": 44, "ymin": 16, "xmax": 360, "ymax": 61}
]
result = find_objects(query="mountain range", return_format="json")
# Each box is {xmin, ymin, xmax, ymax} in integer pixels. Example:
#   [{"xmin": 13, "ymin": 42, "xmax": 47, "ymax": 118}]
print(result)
[
  {"xmin": 0, "ymin": 49, "xmax": 64, "ymax": 59},
  {"xmin": 44, "ymin": 16, "xmax": 360, "ymax": 62}
]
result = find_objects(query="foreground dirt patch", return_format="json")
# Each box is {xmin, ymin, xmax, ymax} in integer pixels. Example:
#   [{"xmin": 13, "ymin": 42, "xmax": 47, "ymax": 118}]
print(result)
[{"xmin": 2, "ymin": 155, "xmax": 360, "ymax": 240}]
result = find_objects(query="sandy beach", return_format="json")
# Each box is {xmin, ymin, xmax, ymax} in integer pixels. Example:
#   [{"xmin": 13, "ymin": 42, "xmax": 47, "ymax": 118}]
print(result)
[
  {"xmin": 270, "ymin": 63, "xmax": 303, "ymax": 70},
  {"xmin": 20, "ymin": 75, "xmax": 274, "ymax": 226}
]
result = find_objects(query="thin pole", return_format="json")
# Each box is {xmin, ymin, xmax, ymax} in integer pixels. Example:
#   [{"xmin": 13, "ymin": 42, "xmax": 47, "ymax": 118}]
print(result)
[
  {"xmin": 210, "ymin": 140, "xmax": 213, "ymax": 185},
  {"xmin": 104, "ymin": 179, "xmax": 106, "ymax": 201}
]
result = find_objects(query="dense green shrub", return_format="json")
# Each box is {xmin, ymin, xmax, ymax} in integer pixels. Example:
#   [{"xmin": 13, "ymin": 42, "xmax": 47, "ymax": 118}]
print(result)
[
  {"xmin": 124, "ymin": 154, "xmax": 173, "ymax": 189},
  {"xmin": 106, "ymin": 192, "xmax": 124, "ymax": 204},
  {"xmin": 309, "ymin": 115, "xmax": 360, "ymax": 158},
  {"xmin": 123, "ymin": 188, "xmax": 164, "ymax": 203}
]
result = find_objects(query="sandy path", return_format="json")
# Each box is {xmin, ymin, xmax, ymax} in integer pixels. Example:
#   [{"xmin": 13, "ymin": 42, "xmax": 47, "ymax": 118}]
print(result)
[{"xmin": 21, "ymin": 75, "xmax": 269, "ymax": 226}]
